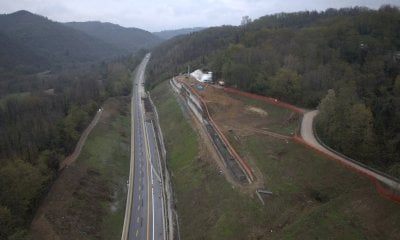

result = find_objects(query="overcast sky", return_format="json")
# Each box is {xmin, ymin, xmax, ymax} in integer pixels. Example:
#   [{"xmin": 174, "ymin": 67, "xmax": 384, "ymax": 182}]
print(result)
[{"xmin": 1, "ymin": 0, "xmax": 399, "ymax": 31}]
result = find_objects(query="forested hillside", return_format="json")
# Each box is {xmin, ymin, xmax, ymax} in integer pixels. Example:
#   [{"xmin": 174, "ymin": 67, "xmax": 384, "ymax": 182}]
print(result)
[
  {"xmin": 153, "ymin": 27, "xmax": 205, "ymax": 40},
  {"xmin": 147, "ymin": 25, "xmax": 239, "ymax": 86},
  {"xmin": 0, "ymin": 32, "xmax": 49, "ymax": 73},
  {"xmin": 0, "ymin": 11, "xmax": 122, "ymax": 71},
  {"xmin": 147, "ymin": 6, "xmax": 400, "ymax": 177},
  {"xmin": 65, "ymin": 21, "xmax": 162, "ymax": 52}
]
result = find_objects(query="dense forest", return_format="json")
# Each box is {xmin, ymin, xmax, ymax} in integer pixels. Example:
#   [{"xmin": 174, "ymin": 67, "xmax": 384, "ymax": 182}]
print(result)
[
  {"xmin": 147, "ymin": 6, "xmax": 400, "ymax": 177},
  {"xmin": 153, "ymin": 27, "xmax": 205, "ymax": 40}
]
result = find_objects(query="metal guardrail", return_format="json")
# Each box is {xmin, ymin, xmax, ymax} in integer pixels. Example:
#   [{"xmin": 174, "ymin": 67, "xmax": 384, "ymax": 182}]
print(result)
[{"xmin": 148, "ymin": 93, "xmax": 172, "ymax": 240}]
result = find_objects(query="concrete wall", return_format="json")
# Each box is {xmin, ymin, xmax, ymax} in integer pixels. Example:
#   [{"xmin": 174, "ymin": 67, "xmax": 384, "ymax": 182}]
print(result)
[
  {"xmin": 171, "ymin": 78, "xmax": 204, "ymax": 123},
  {"xmin": 169, "ymin": 78, "xmax": 248, "ymax": 182}
]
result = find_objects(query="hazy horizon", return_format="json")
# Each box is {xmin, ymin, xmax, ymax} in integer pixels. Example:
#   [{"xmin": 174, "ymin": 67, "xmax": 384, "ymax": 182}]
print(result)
[{"xmin": 1, "ymin": 1, "xmax": 399, "ymax": 32}]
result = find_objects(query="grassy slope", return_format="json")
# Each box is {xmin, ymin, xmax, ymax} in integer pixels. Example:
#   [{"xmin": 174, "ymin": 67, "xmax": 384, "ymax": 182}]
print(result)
[
  {"xmin": 75, "ymin": 96, "xmax": 131, "ymax": 239},
  {"xmin": 152, "ymin": 80, "xmax": 400, "ymax": 239},
  {"xmin": 227, "ymin": 92, "xmax": 300, "ymax": 135}
]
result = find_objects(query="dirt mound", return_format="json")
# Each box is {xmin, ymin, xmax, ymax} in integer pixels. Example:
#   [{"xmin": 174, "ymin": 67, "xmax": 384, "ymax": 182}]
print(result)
[{"xmin": 246, "ymin": 106, "xmax": 268, "ymax": 116}]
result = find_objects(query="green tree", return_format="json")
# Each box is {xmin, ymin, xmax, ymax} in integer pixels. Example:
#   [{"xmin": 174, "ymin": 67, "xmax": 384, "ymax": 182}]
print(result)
[
  {"xmin": 0, "ymin": 160, "xmax": 47, "ymax": 224},
  {"xmin": 269, "ymin": 67, "xmax": 302, "ymax": 102},
  {"xmin": 346, "ymin": 103, "xmax": 377, "ymax": 161},
  {"xmin": 0, "ymin": 206, "xmax": 13, "ymax": 239},
  {"xmin": 317, "ymin": 89, "xmax": 336, "ymax": 126}
]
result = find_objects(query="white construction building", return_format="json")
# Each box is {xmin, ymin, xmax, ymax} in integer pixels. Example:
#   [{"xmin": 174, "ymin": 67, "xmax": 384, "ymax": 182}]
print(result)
[{"xmin": 190, "ymin": 69, "xmax": 213, "ymax": 83}]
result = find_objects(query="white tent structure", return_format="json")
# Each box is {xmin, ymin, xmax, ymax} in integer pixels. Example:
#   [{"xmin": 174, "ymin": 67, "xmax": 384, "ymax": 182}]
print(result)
[{"xmin": 190, "ymin": 69, "xmax": 213, "ymax": 83}]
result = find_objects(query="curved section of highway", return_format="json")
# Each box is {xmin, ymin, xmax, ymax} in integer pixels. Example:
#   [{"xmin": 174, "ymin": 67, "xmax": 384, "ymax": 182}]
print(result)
[
  {"xmin": 301, "ymin": 110, "xmax": 400, "ymax": 190},
  {"xmin": 121, "ymin": 54, "xmax": 166, "ymax": 240}
]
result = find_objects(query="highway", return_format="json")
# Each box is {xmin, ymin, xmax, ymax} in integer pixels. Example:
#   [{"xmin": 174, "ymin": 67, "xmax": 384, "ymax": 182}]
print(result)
[{"xmin": 121, "ymin": 54, "xmax": 166, "ymax": 240}]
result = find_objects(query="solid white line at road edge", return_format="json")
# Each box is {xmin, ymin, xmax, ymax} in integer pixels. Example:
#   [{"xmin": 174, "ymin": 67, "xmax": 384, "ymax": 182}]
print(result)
[{"xmin": 151, "ymin": 167, "xmax": 155, "ymax": 240}]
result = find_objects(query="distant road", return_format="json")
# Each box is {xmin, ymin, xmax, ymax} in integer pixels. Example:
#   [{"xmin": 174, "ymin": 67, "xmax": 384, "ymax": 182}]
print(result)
[
  {"xmin": 301, "ymin": 110, "xmax": 400, "ymax": 190},
  {"xmin": 121, "ymin": 54, "xmax": 166, "ymax": 240}
]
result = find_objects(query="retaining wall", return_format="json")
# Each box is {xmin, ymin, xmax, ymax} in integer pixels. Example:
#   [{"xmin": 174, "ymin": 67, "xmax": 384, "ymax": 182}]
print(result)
[{"xmin": 170, "ymin": 78, "xmax": 253, "ymax": 182}]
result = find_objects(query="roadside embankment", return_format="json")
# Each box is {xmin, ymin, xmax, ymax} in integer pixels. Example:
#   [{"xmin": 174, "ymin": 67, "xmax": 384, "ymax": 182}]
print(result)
[
  {"xmin": 31, "ymin": 97, "xmax": 131, "ymax": 240},
  {"xmin": 171, "ymin": 76, "xmax": 253, "ymax": 182}
]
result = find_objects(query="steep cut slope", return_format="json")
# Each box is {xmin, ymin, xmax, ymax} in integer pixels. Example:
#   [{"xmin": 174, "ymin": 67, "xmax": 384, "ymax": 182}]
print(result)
[{"xmin": 65, "ymin": 21, "xmax": 162, "ymax": 52}]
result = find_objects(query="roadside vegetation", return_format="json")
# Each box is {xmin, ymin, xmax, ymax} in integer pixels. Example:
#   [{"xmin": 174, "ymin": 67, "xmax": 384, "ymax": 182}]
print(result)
[
  {"xmin": 30, "ymin": 97, "xmax": 131, "ymax": 240},
  {"xmin": 67, "ymin": 97, "xmax": 131, "ymax": 239},
  {"xmin": 152, "ymin": 80, "xmax": 400, "ymax": 239}
]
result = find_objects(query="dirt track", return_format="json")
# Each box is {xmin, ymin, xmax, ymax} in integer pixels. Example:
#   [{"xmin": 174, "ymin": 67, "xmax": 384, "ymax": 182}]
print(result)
[{"xmin": 59, "ymin": 109, "xmax": 102, "ymax": 170}]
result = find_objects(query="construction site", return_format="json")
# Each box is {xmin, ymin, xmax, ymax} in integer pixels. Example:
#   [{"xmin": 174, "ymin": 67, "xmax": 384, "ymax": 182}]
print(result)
[
  {"xmin": 150, "ymin": 75, "xmax": 400, "ymax": 239},
  {"xmin": 170, "ymin": 72, "xmax": 400, "ymax": 202},
  {"xmin": 170, "ymin": 73, "xmax": 303, "ymax": 197}
]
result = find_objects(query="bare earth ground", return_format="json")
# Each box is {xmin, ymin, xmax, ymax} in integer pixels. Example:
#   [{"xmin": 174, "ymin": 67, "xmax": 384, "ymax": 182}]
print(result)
[
  {"xmin": 182, "ymin": 78, "xmax": 298, "ymax": 194},
  {"xmin": 31, "ymin": 97, "xmax": 128, "ymax": 240}
]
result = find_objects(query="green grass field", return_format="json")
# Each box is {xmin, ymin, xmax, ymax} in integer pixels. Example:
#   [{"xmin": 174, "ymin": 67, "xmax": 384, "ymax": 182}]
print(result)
[
  {"xmin": 151, "ymin": 80, "xmax": 400, "ymax": 240},
  {"xmin": 227, "ymin": 92, "xmax": 300, "ymax": 135}
]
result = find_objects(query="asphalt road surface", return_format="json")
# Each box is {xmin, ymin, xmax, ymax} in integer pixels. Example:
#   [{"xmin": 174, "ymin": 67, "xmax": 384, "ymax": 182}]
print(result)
[{"xmin": 122, "ymin": 54, "xmax": 166, "ymax": 240}]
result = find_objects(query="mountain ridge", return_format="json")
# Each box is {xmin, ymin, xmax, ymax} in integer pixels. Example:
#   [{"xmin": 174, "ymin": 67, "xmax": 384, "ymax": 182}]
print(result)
[
  {"xmin": 64, "ymin": 21, "xmax": 162, "ymax": 52},
  {"xmin": 153, "ymin": 27, "xmax": 205, "ymax": 40},
  {"xmin": 0, "ymin": 10, "xmax": 122, "ymax": 70}
]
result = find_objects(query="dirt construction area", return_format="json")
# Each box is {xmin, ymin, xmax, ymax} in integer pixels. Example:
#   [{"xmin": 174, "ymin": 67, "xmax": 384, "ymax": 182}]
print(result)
[{"xmin": 176, "ymin": 76, "xmax": 300, "ymax": 192}]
